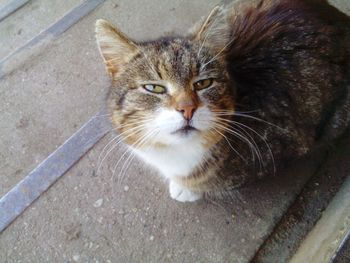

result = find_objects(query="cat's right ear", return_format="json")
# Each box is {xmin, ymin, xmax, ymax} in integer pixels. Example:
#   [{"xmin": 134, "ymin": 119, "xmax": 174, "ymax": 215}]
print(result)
[{"xmin": 95, "ymin": 19, "xmax": 138, "ymax": 76}]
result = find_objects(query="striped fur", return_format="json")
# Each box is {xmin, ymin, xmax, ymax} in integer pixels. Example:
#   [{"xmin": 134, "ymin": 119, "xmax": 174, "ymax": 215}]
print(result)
[{"xmin": 96, "ymin": 0, "xmax": 350, "ymax": 202}]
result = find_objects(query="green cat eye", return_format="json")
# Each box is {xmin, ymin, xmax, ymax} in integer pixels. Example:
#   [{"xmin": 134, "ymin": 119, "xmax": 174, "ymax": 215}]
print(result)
[
  {"xmin": 193, "ymin": 78, "xmax": 214, "ymax": 91},
  {"xmin": 143, "ymin": 84, "xmax": 166, "ymax": 94}
]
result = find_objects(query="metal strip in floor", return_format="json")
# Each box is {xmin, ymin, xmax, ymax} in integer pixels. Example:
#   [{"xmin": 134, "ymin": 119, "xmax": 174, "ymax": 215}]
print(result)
[
  {"xmin": 0, "ymin": 112, "xmax": 110, "ymax": 233},
  {"xmin": 0, "ymin": 0, "xmax": 105, "ymax": 79}
]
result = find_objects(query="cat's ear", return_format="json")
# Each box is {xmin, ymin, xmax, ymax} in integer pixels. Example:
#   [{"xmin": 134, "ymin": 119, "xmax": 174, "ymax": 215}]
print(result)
[
  {"xmin": 192, "ymin": 6, "xmax": 231, "ymax": 53},
  {"xmin": 95, "ymin": 19, "xmax": 139, "ymax": 76}
]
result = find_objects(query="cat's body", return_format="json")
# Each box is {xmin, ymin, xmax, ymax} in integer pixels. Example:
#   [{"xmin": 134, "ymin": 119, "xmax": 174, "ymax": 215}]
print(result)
[{"xmin": 96, "ymin": 0, "xmax": 350, "ymax": 202}]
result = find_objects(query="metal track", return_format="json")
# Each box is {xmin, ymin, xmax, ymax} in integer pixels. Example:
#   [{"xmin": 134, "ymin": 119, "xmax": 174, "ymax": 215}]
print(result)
[
  {"xmin": 0, "ymin": 0, "xmax": 105, "ymax": 79},
  {"xmin": 0, "ymin": 113, "xmax": 110, "ymax": 233}
]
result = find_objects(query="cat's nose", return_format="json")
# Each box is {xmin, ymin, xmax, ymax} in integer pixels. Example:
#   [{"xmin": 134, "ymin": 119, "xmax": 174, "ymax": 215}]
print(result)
[{"xmin": 176, "ymin": 102, "xmax": 197, "ymax": 121}]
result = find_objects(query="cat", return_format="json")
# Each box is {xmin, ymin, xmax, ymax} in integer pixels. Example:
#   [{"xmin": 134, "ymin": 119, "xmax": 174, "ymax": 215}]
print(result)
[{"xmin": 95, "ymin": 0, "xmax": 350, "ymax": 202}]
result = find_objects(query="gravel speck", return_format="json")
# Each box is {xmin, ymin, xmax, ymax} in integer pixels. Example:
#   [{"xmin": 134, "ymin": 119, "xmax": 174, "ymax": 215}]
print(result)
[{"xmin": 93, "ymin": 198, "xmax": 103, "ymax": 208}]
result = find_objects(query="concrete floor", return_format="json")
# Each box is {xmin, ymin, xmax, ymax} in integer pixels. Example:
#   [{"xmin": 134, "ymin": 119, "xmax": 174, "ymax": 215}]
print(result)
[
  {"xmin": 0, "ymin": 131, "xmax": 324, "ymax": 262},
  {"xmin": 0, "ymin": 0, "xmax": 83, "ymax": 58},
  {"xmin": 0, "ymin": 0, "xmax": 349, "ymax": 262}
]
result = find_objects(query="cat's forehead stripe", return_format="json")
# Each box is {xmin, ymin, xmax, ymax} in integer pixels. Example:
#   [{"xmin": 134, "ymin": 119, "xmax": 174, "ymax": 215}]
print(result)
[
  {"xmin": 135, "ymin": 38, "xmax": 220, "ymax": 89},
  {"xmin": 152, "ymin": 39, "xmax": 196, "ymax": 85}
]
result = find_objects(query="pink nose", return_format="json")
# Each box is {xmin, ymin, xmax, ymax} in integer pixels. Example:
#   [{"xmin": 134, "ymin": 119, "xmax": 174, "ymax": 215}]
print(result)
[{"xmin": 176, "ymin": 102, "xmax": 197, "ymax": 121}]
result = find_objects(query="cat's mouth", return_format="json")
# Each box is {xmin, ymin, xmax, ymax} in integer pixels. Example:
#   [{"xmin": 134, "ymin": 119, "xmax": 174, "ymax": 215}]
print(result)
[{"xmin": 172, "ymin": 125, "xmax": 198, "ymax": 135}]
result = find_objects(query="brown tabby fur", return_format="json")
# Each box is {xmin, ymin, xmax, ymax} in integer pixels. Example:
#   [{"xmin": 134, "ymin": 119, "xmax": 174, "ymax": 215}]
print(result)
[{"xmin": 96, "ymin": 0, "xmax": 350, "ymax": 198}]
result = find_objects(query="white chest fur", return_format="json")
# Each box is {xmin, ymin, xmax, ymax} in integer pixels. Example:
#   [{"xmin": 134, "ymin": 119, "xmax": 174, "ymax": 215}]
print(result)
[{"xmin": 133, "ymin": 139, "xmax": 207, "ymax": 179}]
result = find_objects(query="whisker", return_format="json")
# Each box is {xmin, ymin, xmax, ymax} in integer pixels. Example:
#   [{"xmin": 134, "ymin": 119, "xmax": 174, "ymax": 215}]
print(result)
[
  {"xmin": 98, "ymin": 119, "xmax": 151, "ymax": 160},
  {"xmin": 201, "ymin": 37, "xmax": 234, "ymax": 70},
  {"xmin": 197, "ymin": 9, "xmax": 222, "ymax": 58},
  {"xmin": 213, "ymin": 121, "xmax": 263, "ymax": 171},
  {"xmin": 228, "ymin": 121, "xmax": 276, "ymax": 174},
  {"xmin": 111, "ymin": 128, "xmax": 158, "ymax": 187},
  {"xmin": 111, "ymin": 132, "xmax": 150, "ymax": 188},
  {"xmin": 216, "ymin": 119, "xmax": 260, "ymax": 164},
  {"xmin": 234, "ymin": 113, "xmax": 285, "ymax": 132},
  {"xmin": 118, "ymin": 129, "xmax": 160, "ymax": 183},
  {"xmin": 140, "ymin": 48, "xmax": 161, "ymax": 78},
  {"xmin": 216, "ymin": 117, "xmax": 276, "ymax": 174},
  {"xmin": 212, "ymin": 110, "xmax": 285, "ymax": 132},
  {"xmin": 97, "ymin": 124, "xmax": 149, "ymax": 175},
  {"xmin": 212, "ymin": 109, "xmax": 260, "ymax": 114},
  {"xmin": 98, "ymin": 117, "xmax": 155, "ymax": 162},
  {"xmin": 212, "ymin": 127, "xmax": 246, "ymax": 161},
  {"xmin": 217, "ymin": 119, "xmax": 264, "ymax": 170}
]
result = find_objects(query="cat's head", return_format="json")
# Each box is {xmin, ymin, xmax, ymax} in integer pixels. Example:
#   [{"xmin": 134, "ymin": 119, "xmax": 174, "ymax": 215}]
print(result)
[{"xmin": 95, "ymin": 7, "xmax": 234, "ymax": 148}]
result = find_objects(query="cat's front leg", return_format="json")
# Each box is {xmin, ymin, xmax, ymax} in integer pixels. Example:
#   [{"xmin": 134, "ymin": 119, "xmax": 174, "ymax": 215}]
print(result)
[{"xmin": 169, "ymin": 180, "xmax": 202, "ymax": 202}]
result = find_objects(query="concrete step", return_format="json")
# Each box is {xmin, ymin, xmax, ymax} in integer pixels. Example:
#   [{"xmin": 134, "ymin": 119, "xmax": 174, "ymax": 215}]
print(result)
[
  {"xmin": 291, "ymin": 176, "xmax": 350, "ymax": 263},
  {"xmin": 252, "ymin": 134, "xmax": 350, "ymax": 263},
  {"xmin": 331, "ymin": 0, "xmax": 350, "ymax": 15}
]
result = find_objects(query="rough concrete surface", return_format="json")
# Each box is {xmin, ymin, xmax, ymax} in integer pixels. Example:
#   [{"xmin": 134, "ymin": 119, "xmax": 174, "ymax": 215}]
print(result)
[
  {"xmin": 0, "ymin": 131, "xmax": 324, "ymax": 262},
  {"xmin": 290, "ymin": 175, "xmax": 350, "ymax": 263},
  {"xmin": 331, "ymin": 0, "xmax": 350, "ymax": 15},
  {"xmin": 0, "ymin": 0, "xmax": 83, "ymax": 58},
  {"xmin": 252, "ymin": 134, "xmax": 350, "ymax": 263},
  {"xmin": 0, "ymin": 0, "xmax": 349, "ymax": 262}
]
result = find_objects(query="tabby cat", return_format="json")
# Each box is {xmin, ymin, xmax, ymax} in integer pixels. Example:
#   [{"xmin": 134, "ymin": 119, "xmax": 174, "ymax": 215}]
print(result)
[{"xmin": 95, "ymin": 0, "xmax": 350, "ymax": 202}]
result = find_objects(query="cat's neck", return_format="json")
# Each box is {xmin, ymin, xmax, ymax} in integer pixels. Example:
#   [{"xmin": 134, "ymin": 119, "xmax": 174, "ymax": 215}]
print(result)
[{"xmin": 133, "ymin": 138, "xmax": 209, "ymax": 179}]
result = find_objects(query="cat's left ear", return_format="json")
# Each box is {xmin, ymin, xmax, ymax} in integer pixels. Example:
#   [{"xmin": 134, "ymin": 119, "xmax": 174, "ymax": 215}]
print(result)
[
  {"xmin": 95, "ymin": 19, "xmax": 139, "ymax": 76},
  {"xmin": 192, "ymin": 6, "xmax": 231, "ymax": 53}
]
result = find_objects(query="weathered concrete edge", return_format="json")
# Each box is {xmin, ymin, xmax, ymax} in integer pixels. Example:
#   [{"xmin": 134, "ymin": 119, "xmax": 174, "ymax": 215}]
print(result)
[
  {"xmin": 250, "ymin": 134, "xmax": 350, "ymax": 263},
  {"xmin": 0, "ymin": 112, "xmax": 110, "ymax": 233},
  {"xmin": 0, "ymin": 0, "xmax": 105, "ymax": 79},
  {"xmin": 331, "ymin": 226, "xmax": 350, "ymax": 262},
  {"xmin": 0, "ymin": 0, "xmax": 30, "ymax": 22},
  {"xmin": 290, "ymin": 176, "xmax": 350, "ymax": 263}
]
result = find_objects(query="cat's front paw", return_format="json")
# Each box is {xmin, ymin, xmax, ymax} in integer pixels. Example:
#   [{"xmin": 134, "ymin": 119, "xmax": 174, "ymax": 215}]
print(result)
[{"xmin": 169, "ymin": 180, "xmax": 202, "ymax": 202}]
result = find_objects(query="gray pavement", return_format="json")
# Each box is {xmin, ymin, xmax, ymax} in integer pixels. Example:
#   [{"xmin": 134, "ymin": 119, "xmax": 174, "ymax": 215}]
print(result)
[
  {"xmin": 0, "ymin": 0, "xmax": 83, "ymax": 58},
  {"xmin": 0, "ymin": 128, "xmax": 324, "ymax": 262},
  {"xmin": 0, "ymin": 0, "xmax": 349, "ymax": 262}
]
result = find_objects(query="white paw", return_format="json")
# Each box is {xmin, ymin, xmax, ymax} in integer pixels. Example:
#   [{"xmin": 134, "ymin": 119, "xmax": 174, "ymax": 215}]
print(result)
[{"xmin": 169, "ymin": 180, "xmax": 202, "ymax": 202}]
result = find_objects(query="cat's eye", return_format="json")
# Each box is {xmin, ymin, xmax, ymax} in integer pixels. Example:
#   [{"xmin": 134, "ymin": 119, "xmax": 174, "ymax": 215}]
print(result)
[
  {"xmin": 143, "ymin": 84, "xmax": 166, "ymax": 94},
  {"xmin": 193, "ymin": 78, "xmax": 214, "ymax": 91}
]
